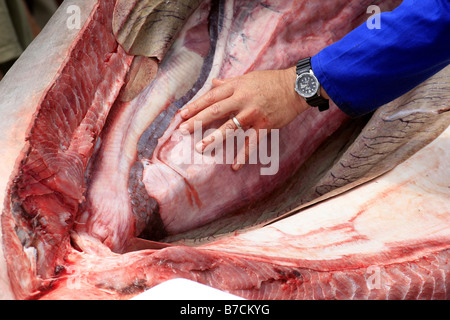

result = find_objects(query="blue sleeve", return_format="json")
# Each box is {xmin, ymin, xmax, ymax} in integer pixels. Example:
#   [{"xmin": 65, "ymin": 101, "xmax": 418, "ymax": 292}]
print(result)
[{"xmin": 311, "ymin": 0, "xmax": 450, "ymax": 118}]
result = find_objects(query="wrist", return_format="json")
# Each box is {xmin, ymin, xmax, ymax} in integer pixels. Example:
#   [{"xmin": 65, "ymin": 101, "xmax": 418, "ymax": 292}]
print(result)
[
  {"xmin": 286, "ymin": 66, "xmax": 310, "ymax": 115},
  {"xmin": 293, "ymin": 58, "xmax": 330, "ymax": 112}
]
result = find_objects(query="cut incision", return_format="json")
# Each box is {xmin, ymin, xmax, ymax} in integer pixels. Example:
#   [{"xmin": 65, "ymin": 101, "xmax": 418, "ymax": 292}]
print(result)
[
  {"xmin": 4, "ymin": 0, "xmax": 449, "ymax": 301},
  {"xmin": 9, "ymin": 1, "xmax": 133, "ymax": 278}
]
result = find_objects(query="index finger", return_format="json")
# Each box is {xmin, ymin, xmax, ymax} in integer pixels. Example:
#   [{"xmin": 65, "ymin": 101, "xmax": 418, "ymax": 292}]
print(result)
[{"xmin": 180, "ymin": 80, "xmax": 234, "ymax": 120}]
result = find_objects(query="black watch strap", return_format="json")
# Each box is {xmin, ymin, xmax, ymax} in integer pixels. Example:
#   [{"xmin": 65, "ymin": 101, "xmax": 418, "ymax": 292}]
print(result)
[
  {"xmin": 296, "ymin": 57, "xmax": 312, "ymax": 75},
  {"xmin": 308, "ymin": 95, "xmax": 330, "ymax": 112},
  {"xmin": 296, "ymin": 58, "xmax": 329, "ymax": 112}
]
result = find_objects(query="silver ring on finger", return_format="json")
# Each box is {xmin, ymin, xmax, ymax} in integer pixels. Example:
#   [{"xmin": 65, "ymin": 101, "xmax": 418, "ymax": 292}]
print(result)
[{"xmin": 232, "ymin": 116, "xmax": 243, "ymax": 130}]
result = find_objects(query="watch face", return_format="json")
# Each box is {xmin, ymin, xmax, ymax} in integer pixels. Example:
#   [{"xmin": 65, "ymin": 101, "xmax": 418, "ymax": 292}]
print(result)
[{"xmin": 295, "ymin": 73, "xmax": 319, "ymax": 98}]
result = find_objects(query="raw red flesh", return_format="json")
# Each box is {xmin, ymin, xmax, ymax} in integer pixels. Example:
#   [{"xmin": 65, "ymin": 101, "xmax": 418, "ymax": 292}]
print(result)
[
  {"xmin": 75, "ymin": 0, "xmax": 217, "ymax": 251},
  {"xmin": 1, "ymin": 0, "xmax": 133, "ymax": 294},
  {"xmin": 1, "ymin": 0, "xmax": 449, "ymax": 300},
  {"xmin": 79, "ymin": 0, "xmax": 403, "ymax": 251},
  {"xmin": 42, "ymin": 125, "xmax": 450, "ymax": 300}
]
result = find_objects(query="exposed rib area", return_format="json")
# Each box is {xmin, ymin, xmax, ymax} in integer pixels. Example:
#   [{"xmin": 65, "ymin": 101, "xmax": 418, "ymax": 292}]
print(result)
[
  {"xmin": 7, "ymin": 0, "xmax": 133, "ymax": 281},
  {"xmin": 3, "ymin": 0, "xmax": 449, "ymax": 301}
]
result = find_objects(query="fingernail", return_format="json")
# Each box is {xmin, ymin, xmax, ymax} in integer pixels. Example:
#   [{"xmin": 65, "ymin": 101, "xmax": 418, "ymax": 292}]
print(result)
[
  {"xmin": 195, "ymin": 140, "xmax": 205, "ymax": 153},
  {"xmin": 232, "ymin": 163, "xmax": 244, "ymax": 171},
  {"xmin": 180, "ymin": 109, "xmax": 189, "ymax": 118},
  {"xmin": 179, "ymin": 123, "xmax": 189, "ymax": 134}
]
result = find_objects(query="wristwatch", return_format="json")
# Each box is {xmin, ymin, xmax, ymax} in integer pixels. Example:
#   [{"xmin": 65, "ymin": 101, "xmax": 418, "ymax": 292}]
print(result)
[{"xmin": 295, "ymin": 57, "xmax": 329, "ymax": 111}]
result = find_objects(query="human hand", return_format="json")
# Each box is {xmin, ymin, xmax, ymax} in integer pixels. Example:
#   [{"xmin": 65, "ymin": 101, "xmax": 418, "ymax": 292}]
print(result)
[{"xmin": 178, "ymin": 66, "xmax": 310, "ymax": 170}]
